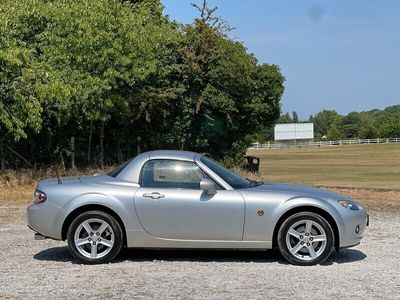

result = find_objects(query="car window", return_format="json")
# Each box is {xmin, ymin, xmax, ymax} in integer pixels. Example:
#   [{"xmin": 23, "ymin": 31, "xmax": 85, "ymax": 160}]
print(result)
[
  {"xmin": 200, "ymin": 156, "xmax": 250, "ymax": 189},
  {"xmin": 141, "ymin": 160, "xmax": 204, "ymax": 189},
  {"xmin": 108, "ymin": 159, "xmax": 132, "ymax": 177}
]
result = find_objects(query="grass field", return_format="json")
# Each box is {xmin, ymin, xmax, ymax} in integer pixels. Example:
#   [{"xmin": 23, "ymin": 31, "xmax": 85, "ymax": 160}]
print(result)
[
  {"xmin": 247, "ymin": 143, "xmax": 400, "ymax": 212},
  {"xmin": 248, "ymin": 143, "xmax": 400, "ymax": 190}
]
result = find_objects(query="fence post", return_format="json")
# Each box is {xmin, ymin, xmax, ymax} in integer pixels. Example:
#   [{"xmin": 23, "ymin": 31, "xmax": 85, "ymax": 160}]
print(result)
[
  {"xmin": 71, "ymin": 136, "xmax": 75, "ymax": 169},
  {"xmin": 0, "ymin": 144, "xmax": 5, "ymax": 170},
  {"xmin": 137, "ymin": 136, "xmax": 141, "ymax": 154}
]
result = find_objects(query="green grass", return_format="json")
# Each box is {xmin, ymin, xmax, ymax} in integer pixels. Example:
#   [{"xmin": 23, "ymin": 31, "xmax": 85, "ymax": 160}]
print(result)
[{"xmin": 247, "ymin": 144, "xmax": 400, "ymax": 190}]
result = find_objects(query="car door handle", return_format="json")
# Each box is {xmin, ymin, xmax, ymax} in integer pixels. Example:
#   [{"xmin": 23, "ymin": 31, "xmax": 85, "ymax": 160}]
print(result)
[{"xmin": 143, "ymin": 192, "xmax": 165, "ymax": 199}]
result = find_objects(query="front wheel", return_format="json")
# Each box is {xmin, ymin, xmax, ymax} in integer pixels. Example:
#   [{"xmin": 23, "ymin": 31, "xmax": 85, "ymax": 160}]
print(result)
[
  {"xmin": 277, "ymin": 212, "xmax": 334, "ymax": 266},
  {"xmin": 67, "ymin": 210, "xmax": 123, "ymax": 264}
]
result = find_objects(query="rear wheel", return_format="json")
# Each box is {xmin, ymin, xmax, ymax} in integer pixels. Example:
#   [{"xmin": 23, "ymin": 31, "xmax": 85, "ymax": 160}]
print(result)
[
  {"xmin": 67, "ymin": 210, "xmax": 123, "ymax": 264},
  {"xmin": 277, "ymin": 212, "xmax": 334, "ymax": 266}
]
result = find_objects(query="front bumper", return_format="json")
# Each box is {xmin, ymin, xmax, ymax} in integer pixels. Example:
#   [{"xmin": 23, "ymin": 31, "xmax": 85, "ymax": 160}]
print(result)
[{"xmin": 340, "ymin": 210, "xmax": 369, "ymax": 248}]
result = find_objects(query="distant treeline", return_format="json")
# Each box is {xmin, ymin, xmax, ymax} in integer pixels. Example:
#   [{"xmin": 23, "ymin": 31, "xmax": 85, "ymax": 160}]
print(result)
[
  {"xmin": 0, "ymin": 0, "xmax": 284, "ymax": 169},
  {"xmin": 252, "ymin": 105, "xmax": 400, "ymax": 142}
]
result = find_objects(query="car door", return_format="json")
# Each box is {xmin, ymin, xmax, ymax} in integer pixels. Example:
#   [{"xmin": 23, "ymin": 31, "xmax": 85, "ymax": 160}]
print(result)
[{"xmin": 134, "ymin": 159, "xmax": 245, "ymax": 241}]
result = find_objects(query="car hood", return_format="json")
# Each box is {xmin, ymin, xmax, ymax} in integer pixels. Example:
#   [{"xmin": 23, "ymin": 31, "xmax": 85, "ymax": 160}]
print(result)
[{"xmin": 246, "ymin": 183, "xmax": 349, "ymax": 201}]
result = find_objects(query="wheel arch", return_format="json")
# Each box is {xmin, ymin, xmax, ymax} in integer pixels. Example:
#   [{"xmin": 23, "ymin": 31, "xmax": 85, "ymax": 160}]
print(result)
[
  {"xmin": 272, "ymin": 205, "xmax": 340, "ymax": 251},
  {"xmin": 61, "ymin": 204, "xmax": 127, "ymax": 247}
]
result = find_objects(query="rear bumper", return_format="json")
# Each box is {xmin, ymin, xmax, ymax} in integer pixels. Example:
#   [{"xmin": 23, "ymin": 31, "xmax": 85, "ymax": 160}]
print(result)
[{"xmin": 27, "ymin": 202, "xmax": 63, "ymax": 240}]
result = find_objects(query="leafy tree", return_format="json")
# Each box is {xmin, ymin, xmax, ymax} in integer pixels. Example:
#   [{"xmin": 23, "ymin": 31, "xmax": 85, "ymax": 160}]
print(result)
[
  {"xmin": 358, "ymin": 115, "xmax": 377, "ymax": 138},
  {"xmin": 0, "ymin": 0, "xmax": 284, "ymax": 168},
  {"xmin": 1, "ymin": 0, "xmax": 178, "ymax": 166},
  {"xmin": 0, "ymin": 1, "xmax": 45, "ymax": 142},
  {"xmin": 278, "ymin": 113, "xmax": 293, "ymax": 124},
  {"xmin": 341, "ymin": 112, "xmax": 363, "ymax": 138},
  {"xmin": 150, "ymin": 1, "xmax": 284, "ymax": 163},
  {"xmin": 311, "ymin": 110, "xmax": 339, "ymax": 139},
  {"xmin": 376, "ymin": 114, "xmax": 400, "ymax": 137},
  {"xmin": 292, "ymin": 111, "xmax": 299, "ymax": 123},
  {"xmin": 327, "ymin": 116, "xmax": 346, "ymax": 140}
]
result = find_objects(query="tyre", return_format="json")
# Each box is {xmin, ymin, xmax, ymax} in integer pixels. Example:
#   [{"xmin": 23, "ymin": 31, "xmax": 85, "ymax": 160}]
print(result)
[
  {"xmin": 67, "ymin": 210, "xmax": 123, "ymax": 264},
  {"xmin": 277, "ymin": 211, "xmax": 334, "ymax": 266}
]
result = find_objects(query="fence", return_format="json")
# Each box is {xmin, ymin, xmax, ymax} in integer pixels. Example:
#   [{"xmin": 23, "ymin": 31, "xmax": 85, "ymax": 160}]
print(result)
[{"xmin": 249, "ymin": 138, "xmax": 400, "ymax": 150}]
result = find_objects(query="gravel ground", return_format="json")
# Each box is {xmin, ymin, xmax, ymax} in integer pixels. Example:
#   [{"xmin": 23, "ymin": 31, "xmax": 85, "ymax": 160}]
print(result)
[{"xmin": 1, "ymin": 207, "xmax": 399, "ymax": 299}]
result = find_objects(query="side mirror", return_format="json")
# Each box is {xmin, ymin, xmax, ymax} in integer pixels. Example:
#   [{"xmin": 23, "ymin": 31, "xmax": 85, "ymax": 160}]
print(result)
[{"xmin": 200, "ymin": 178, "xmax": 217, "ymax": 195}]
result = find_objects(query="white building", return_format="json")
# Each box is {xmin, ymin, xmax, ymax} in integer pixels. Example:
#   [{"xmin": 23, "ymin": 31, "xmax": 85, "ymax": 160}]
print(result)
[{"xmin": 274, "ymin": 123, "xmax": 314, "ymax": 143}]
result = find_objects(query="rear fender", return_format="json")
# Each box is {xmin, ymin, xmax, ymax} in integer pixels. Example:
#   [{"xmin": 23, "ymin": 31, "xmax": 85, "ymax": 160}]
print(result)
[{"xmin": 56, "ymin": 193, "xmax": 142, "ymax": 238}]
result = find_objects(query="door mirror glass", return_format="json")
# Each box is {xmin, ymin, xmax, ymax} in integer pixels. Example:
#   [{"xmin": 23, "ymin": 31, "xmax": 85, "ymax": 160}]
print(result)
[{"xmin": 200, "ymin": 178, "xmax": 217, "ymax": 195}]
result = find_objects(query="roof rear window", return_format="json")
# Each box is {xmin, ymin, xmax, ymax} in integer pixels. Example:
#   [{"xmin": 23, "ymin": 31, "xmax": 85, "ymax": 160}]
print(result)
[{"xmin": 108, "ymin": 160, "xmax": 131, "ymax": 177}]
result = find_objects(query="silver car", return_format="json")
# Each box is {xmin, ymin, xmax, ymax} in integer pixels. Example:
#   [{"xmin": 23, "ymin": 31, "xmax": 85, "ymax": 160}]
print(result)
[{"xmin": 27, "ymin": 150, "xmax": 368, "ymax": 265}]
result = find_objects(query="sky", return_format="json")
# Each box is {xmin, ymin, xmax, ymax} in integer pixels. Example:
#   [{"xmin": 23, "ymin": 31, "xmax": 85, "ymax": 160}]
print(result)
[{"xmin": 161, "ymin": 0, "xmax": 400, "ymax": 119}]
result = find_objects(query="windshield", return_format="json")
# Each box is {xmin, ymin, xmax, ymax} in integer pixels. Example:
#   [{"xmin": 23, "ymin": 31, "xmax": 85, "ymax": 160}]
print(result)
[{"xmin": 200, "ymin": 156, "xmax": 250, "ymax": 189}]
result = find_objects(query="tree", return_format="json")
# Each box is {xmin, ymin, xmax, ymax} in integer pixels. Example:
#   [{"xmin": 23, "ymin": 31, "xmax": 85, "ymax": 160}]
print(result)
[
  {"xmin": 0, "ymin": 0, "xmax": 285, "ymax": 168},
  {"xmin": 376, "ymin": 114, "xmax": 400, "ymax": 138},
  {"xmin": 327, "ymin": 116, "xmax": 346, "ymax": 140},
  {"xmin": 277, "ymin": 113, "xmax": 293, "ymax": 124},
  {"xmin": 1, "ymin": 0, "xmax": 177, "ymax": 166},
  {"xmin": 292, "ymin": 111, "xmax": 299, "ymax": 123},
  {"xmin": 341, "ymin": 112, "xmax": 362, "ymax": 138},
  {"xmin": 311, "ymin": 110, "xmax": 339, "ymax": 139},
  {"xmin": 0, "ymin": 1, "xmax": 45, "ymax": 142},
  {"xmin": 150, "ymin": 0, "xmax": 284, "ymax": 163},
  {"xmin": 358, "ymin": 115, "xmax": 377, "ymax": 138}
]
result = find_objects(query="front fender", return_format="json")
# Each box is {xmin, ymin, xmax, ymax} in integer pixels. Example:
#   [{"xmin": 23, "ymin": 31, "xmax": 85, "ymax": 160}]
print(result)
[{"xmin": 271, "ymin": 196, "xmax": 344, "ymax": 242}]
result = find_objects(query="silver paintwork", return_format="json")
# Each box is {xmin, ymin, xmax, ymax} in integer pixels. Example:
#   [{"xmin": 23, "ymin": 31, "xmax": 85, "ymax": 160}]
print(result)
[{"xmin": 27, "ymin": 150, "xmax": 368, "ymax": 254}]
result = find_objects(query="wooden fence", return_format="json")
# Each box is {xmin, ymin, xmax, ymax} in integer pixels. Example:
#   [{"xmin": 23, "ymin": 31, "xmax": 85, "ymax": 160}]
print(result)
[{"xmin": 249, "ymin": 138, "xmax": 400, "ymax": 150}]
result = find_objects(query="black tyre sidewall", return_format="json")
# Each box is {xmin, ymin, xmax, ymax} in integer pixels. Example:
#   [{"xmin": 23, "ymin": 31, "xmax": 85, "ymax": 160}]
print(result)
[
  {"xmin": 67, "ymin": 210, "xmax": 123, "ymax": 264},
  {"xmin": 277, "ymin": 212, "xmax": 334, "ymax": 266}
]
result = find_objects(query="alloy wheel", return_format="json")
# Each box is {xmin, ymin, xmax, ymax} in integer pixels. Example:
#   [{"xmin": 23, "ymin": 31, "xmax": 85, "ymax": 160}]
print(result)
[
  {"xmin": 73, "ymin": 218, "xmax": 115, "ymax": 259},
  {"xmin": 285, "ymin": 219, "xmax": 327, "ymax": 261}
]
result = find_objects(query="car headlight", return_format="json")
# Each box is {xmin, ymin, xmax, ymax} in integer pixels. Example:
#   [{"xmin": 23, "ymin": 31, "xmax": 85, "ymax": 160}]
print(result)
[{"xmin": 338, "ymin": 200, "xmax": 361, "ymax": 210}]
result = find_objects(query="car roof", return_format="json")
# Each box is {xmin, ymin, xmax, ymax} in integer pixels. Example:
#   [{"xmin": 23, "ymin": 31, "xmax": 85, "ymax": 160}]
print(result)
[{"xmin": 116, "ymin": 150, "xmax": 200, "ymax": 183}]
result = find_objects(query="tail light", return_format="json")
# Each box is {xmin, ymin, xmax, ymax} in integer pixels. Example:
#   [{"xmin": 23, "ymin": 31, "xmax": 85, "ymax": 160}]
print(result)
[{"xmin": 34, "ymin": 190, "xmax": 47, "ymax": 203}]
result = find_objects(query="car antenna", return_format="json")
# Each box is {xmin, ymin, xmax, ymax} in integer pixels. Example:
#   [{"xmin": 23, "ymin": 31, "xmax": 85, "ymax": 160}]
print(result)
[{"xmin": 48, "ymin": 147, "xmax": 62, "ymax": 184}]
